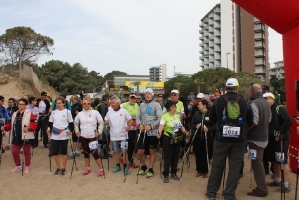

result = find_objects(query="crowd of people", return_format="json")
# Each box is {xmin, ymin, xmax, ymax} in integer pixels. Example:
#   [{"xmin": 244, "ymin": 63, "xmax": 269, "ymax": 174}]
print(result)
[{"xmin": 0, "ymin": 78, "xmax": 298, "ymax": 200}]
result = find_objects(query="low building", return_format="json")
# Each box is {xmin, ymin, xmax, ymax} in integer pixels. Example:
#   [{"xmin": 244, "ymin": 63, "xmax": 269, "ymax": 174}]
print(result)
[{"xmin": 269, "ymin": 61, "xmax": 285, "ymax": 80}]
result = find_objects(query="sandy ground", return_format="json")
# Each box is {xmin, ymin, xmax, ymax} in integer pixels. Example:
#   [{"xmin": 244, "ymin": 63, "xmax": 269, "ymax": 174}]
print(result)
[{"xmin": 0, "ymin": 133, "xmax": 298, "ymax": 200}]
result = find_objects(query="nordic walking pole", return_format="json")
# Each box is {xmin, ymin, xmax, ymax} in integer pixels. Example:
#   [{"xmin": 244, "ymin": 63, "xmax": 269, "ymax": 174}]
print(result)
[
  {"xmin": 69, "ymin": 134, "xmax": 78, "ymax": 171},
  {"xmin": 204, "ymin": 131, "xmax": 210, "ymax": 176},
  {"xmin": 136, "ymin": 129, "xmax": 146, "ymax": 184},
  {"xmin": 279, "ymin": 135, "xmax": 285, "ymax": 200},
  {"xmin": 295, "ymin": 144, "xmax": 299, "ymax": 200},
  {"xmin": 48, "ymin": 136, "xmax": 52, "ymax": 172},
  {"xmin": 159, "ymin": 140, "xmax": 163, "ymax": 184},
  {"xmin": 21, "ymin": 125, "xmax": 26, "ymax": 176},
  {"xmin": 222, "ymin": 159, "xmax": 227, "ymax": 196},
  {"xmin": 250, "ymin": 167, "xmax": 253, "ymax": 188},
  {"xmin": 70, "ymin": 137, "xmax": 79, "ymax": 180},
  {"xmin": 95, "ymin": 130, "xmax": 105, "ymax": 179},
  {"xmin": 124, "ymin": 131, "xmax": 141, "ymax": 182}
]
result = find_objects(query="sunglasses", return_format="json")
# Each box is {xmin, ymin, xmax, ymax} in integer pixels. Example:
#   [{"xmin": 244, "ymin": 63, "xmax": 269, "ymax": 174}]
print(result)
[
  {"xmin": 171, "ymin": 94, "xmax": 177, "ymax": 96},
  {"xmin": 136, "ymin": 98, "xmax": 141, "ymax": 99},
  {"xmin": 83, "ymin": 102, "xmax": 91, "ymax": 105},
  {"xmin": 18, "ymin": 104, "xmax": 26, "ymax": 106}
]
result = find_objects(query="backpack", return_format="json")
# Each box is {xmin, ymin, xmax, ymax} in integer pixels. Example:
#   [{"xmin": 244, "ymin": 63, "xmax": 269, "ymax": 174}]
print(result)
[
  {"xmin": 94, "ymin": 102, "xmax": 102, "ymax": 111},
  {"xmin": 223, "ymin": 95, "xmax": 241, "ymax": 125},
  {"xmin": 275, "ymin": 104, "xmax": 285, "ymax": 115}
]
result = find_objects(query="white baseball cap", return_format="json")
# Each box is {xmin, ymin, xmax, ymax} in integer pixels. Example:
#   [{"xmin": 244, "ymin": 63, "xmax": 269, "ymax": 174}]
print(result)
[
  {"xmin": 226, "ymin": 78, "xmax": 239, "ymax": 87},
  {"xmin": 197, "ymin": 93, "xmax": 205, "ymax": 99},
  {"xmin": 171, "ymin": 89, "xmax": 179, "ymax": 94},
  {"xmin": 263, "ymin": 92, "xmax": 275, "ymax": 99},
  {"xmin": 145, "ymin": 88, "xmax": 154, "ymax": 95}
]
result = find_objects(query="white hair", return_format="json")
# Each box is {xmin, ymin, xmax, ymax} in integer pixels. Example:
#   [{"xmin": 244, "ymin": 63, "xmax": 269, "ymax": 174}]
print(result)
[{"xmin": 110, "ymin": 95, "xmax": 121, "ymax": 104}]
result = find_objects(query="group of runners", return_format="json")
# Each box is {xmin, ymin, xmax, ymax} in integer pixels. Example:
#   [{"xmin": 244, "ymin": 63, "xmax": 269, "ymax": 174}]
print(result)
[{"xmin": 0, "ymin": 78, "xmax": 299, "ymax": 200}]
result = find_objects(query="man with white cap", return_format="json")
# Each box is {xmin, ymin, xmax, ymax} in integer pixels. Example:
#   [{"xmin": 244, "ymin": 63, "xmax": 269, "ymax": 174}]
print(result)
[
  {"xmin": 163, "ymin": 89, "xmax": 184, "ymax": 118},
  {"xmin": 206, "ymin": 78, "xmax": 253, "ymax": 200},
  {"xmin": 136, "ymin": 88, "xmax": 162, "ymax": 178},
  {"xmin": 190, "ymin": 93, "xmax": 205, "ymax": 119},
  {"xmin": 263, "ymin": 92, "xmax": 292, "ymax": 193}
]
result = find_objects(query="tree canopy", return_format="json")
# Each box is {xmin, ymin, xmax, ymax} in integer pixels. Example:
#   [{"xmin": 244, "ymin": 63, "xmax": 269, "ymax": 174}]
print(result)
[{"xmin": 0, "ymin": 26, "xmax": 54, "ymax": 72}]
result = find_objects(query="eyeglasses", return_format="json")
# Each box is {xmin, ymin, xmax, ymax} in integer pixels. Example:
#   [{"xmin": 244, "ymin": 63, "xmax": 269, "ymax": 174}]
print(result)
[
  {"xmin": 130, "ymin": 97, "xmax": 136, "ymax": 100},
  {"xmin": 136, "ymin": 98, "xmax": 141, "ymax": 100},
  {"xmin": 83, "ymin": 102, "xmax": 91, "ymax": 105},
  {"xmin": 171, "ymin": 94, "xmax": 177, "ymax": 96},
  {"xmin": 8, "ymin": 101, "xmax": 13, "ymax": 103},
  {"xmin": 18, "ymin": 104, "xmax": 26, "ymax": 106},
  {"xmin": 43, "ymin": 94, "xmax": 47, "ymax": 96}
]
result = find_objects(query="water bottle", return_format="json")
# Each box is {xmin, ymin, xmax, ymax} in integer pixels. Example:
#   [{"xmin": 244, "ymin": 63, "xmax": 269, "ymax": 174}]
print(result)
[
  {"xmin": 238, "ymin": 117, "xmax": 243, "ymax": 127},
  {"xmin": 222, "ymin": 115, "xmax": 227, "ymax": 125}
]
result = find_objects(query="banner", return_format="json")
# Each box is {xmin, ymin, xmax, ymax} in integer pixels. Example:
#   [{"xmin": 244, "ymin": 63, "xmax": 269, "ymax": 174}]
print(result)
[{"xmin": 125, "ymin": 81, "xmax": 164, "ymax": 93}]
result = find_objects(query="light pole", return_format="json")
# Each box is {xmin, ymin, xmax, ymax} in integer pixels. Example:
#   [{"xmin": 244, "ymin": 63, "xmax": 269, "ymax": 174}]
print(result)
[
  {"xmin": 278, "ymin": 93, "xmax": 281, "ymax": 104},
  {"xmin": 226, "ymin": 52, "xmax": 230, "ymax": 69}
]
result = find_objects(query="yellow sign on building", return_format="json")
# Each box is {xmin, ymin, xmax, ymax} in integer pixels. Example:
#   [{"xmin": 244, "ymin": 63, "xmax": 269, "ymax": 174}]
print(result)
[{"xmin": 125, "ymin": 81, "xmax": 164, "ymax": 93}]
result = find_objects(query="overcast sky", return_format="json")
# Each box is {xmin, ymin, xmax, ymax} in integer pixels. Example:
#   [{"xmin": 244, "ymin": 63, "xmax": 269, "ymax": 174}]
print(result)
[{"xmin": 0, "ymin": 0, "xmax": 283, "ymax": 77}]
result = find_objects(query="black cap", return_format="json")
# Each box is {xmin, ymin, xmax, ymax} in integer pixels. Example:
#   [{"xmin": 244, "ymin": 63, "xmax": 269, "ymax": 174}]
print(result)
[
  {"xmin": 41, "ymin": 91, "xmax": 47, "ymax": 96},
  {"xmin": 262, "ymin": 85, "xmax": 269, "ymax": 91},
  {"xmin": 164, "ymin": 100, "xmax": 176, "ymax": 109},
  {"xmin": 0, "ymin": 95, "xmax": 4, "ymax": 100}
]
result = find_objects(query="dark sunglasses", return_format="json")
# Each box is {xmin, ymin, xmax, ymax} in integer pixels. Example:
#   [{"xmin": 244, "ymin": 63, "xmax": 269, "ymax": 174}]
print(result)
[
  {"xmin": 171, "ymin": 94, "xmax": 177, "ymax": 96},
  {"xmin": 83, "ymin": 102, "xmax": 91, "ymax": 105}
]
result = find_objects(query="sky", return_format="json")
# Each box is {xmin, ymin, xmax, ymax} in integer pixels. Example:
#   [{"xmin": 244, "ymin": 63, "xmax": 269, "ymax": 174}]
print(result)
[{"xmin": 0, "ymin": 0, "xmax": 283, "ymax": 77}]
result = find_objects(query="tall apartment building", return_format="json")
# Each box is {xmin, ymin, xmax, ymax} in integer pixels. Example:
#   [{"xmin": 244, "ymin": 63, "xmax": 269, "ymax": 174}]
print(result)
[
  {"xmin": 199, "ymin": 0, "xmax": 269, "ymax": 83},
  {"xmin": 149, "ymin": 64, "xmax": 167, "ymax": 82},
  {"xmin": 269, "ymin": 61, "xmax": 285, "ymax": 80}
]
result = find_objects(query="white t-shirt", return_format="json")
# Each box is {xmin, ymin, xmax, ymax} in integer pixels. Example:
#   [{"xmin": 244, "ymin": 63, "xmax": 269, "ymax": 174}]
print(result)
[
  {"xmin": 38, "ymin": 100, "xmax": 46, "ymax": 113},
  {"xmin": 74, "ymin": 110, "xmax": 103, "ymax": 138},
  {"xmin": 49, "ymin": 109, "xmax": 73, "ymax": 140},
  {"xmin": 105, "ymin": 107, "xmax": 132, "ymax": 141}
]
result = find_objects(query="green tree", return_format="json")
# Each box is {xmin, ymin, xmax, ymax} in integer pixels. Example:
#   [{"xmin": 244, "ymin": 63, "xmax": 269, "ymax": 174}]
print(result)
[
  {"xmin": 0, "ymin": 27, "xmax": 54, "ymax": 74},
  {"xmin": 103, "ymin": 70, "xmax": 127, "ymax": 82},
  {"xmin": 164, "ymin": 75, "xmax": 196, "ymax": 97}
]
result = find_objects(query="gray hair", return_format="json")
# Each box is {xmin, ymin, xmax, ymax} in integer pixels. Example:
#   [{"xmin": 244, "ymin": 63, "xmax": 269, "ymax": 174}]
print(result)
[
  {"xmin": 252, "ymin": 84, "xmax": 262, "ymax": 94},
  {"xmin": 110, "ymin": 95, "xmax": 121, "ymax": 104}
]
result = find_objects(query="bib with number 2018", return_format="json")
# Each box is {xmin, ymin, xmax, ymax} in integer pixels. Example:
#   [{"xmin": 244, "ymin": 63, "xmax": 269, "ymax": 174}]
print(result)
[
  {"xmin": 248, "ymin": 149, "xmax": 257, "ymax": 160},
  {"xmin": 171, "ymin": 121, "xmax": 182, "ymax": 131},
  {"xmin": 222, "ymin": 125, "xmax": 240, "ymax": 138},
  {"xmin": 89, "ymin": 141, "xmax": 98, "ymax": 151}
]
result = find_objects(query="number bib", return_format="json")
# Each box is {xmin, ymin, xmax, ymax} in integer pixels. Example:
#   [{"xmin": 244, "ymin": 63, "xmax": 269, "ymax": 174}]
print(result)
[
  {"xmin": 121, "ymin": 141, "xmax": 128, "ymax": 150},
  {"xmin": 275, "ymin": 152, "xmax": 285, "ymax": 162},
  {"xmin": 248, "ymin": 149, "xmax": 257, "ymax": 160},
  {"xmin": 171, "ymin": 121, "xmax": 182, "ymax": 131},
  {"xmin": 147, "ymin": 130, "xmax": 158, "ymax": 136},
  {"xmin": 222, "ymin": 126, "xmax": 240, "ymax": 138},
  {"xmin": 89, "ymin": 141, "xmax": 98, "ymax": 151}
]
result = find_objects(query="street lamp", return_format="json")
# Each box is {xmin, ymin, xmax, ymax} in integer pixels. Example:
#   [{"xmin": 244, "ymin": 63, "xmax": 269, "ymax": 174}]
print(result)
[
  {"xmin": 278, "ymin": 93, "xmax": 281, "ymax": 104},
  {"xmin": 226, "ymin": 52, "xmax": 230, "ymax": 69}
]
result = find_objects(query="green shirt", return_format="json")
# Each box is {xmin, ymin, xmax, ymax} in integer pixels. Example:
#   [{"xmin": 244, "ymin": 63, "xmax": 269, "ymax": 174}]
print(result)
[
  {"xmin": 160, "ymin": 112, "xmax": 182, "ymax": 136},
  {"xmin": 121, "ymin": 102, "xmax": 139, "ymax": 118},
  {"xmin": 176, "ymin": 101, "xmax": 184, "ymax": 115}
]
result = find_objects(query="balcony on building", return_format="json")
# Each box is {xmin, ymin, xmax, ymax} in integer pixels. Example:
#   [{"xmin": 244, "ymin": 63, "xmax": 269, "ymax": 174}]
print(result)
[
  {"xmin": 203, "ymin": 18, "xmax": 208, "ymax": 24},
  {"xmin": 209, "ymin": 50, "xmax": 214, "ymax": 54},
  {"xmin": 204, "ymin": 31, "xmax": 209, "ymax": 36},
  {"xmin": 254, "ymin": 24, "xmax": 265, "ymax": 32},
  {"xmin": 204, "ymin": 60, "xmax": 209, "ymax": 64},
  {"xmin": 209, "ymin": 19, "xmax": 214, "ymax": 24},
  {"xmin": 199, "ymin": 49, "xmax": 203, "ymax": 53},
  {"xmin": 254, "ymin": 66, "xmax": 266, "ymax": 74},
  {"xmin": 199, "ymin": 55, "xmax": 204, "ymax": 60},
  {"xmin": 214, "ymin": 54, "xmax": 221, "ymax": 60},
  {"xmin": 199, "ymin": 35, "xmax": 204, "ymax": 40},
  {"xmin": 214, "ymin": 46, "xmax": 221, "ymax": 52},
  {"xmin": 215, "ymin": 61, "xmax": 221, "ymax": 66},
  {"xmin": 209, "ymin": 13, "xmax": 214, "ymax": 18},
  {"xmin": 214, "ymin": 7, "xmax": 220, "ymax": 13},
  {"xmin": 214, "ymin": 15, "xmax": 220, "ymax": 21},
  {"xmin": 209, "ymin": 34, "xmax": 214, "ymax": 40},
  {"xmin": 254, "ymin": 33, "xmax": 265, "ymax": 40},
  {"xmin": 200, "ymin": 42, "xmax": 204, "ymax": 47},
  {"xmin": 214, "ymin": 23, "xmax": 220, "ymax": 29},
  {"xmin": 255, "ymin": 49, "xmax": 265, "ymax": 57},
  {"xmin": 214, "ymin": 38, "xmax": 221, "ymax": 44},
  {"xmin": 199, "ymin": 29, "xmax": 204, "ymax": 34},
  {"xmin": 215, "ymin": 31, "xmax": 221, "ymax": 36},
  {"xmin": 209, "ymin": 28, "xmax": 214, "ymax": 33},
  {"xmin": 209, "ymin": 42, "xmax": 214, "ymax": 47},
  {"xmin": 204, "ymin": 53, "xmax": 209, "ymax": 57},
  {"xmin": 199, "ymin": 22, "xmax": 204, "ymax": 27},
  {"xmin": 254, "ymin": 41, "xmax": 265, "ymax": 49},
  {"xmin": 255, "ymin": 58, "xmax": 266, "ymax": 66},
  {"xmin": 204, "ymin": 40, "xmax": 209, "ymax": 44},
  {"xmin": 204, "ymin": 25, "xmax": 209, "ymax": 30},
  {"xmin": 254, "ymin": 17, "xmax": 261, "ymax": 24}
]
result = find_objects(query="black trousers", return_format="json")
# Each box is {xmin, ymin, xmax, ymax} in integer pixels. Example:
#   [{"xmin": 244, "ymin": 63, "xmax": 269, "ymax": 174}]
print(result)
[
  {"xmin": 34, "ymin": 116, "xmax": 48, "ymax": 147},
  {"xmin": 127, "ymin": 130, "xmax": 137, "ymax": 163},
  {"xmin": 162, "ymin": 135, "xmax": 180, "ymax": 176},
  {"xmin": 193, "ymin": 139, "xmax": 213, "ymax": 173}
]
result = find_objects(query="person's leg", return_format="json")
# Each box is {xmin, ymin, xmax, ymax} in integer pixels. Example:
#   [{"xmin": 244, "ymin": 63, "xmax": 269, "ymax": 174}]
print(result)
[
  {"xmin": 111, "ymin": 140, "xmax": 121, "ymax": 172},
  {"xmin": 61, "ymin": 140, "xmax": 68, "ymax": 169},
  {"xmin": 137, "ymin": 132, "xmax": 147, "ymax": 170},
  {"xmin": 11, "ymin": 144, "xmax": 22, "ymax": 166},
  {"xmin": 223, "ymin": 142, "xmax": 245, "ymax": 200},
  {"xmin": 42, "ymin": 118, "xmax": 48, "ymax": 147},
  {"xmin": 206, "ymin": 141, "xmax": 230, "ymax": 198},
  {"xmin": 263, "ymin": 145, "xmax": 270, "ymax": 174},
  {"xmin": 170, "ymin": 143, "xmax": 180, "ymax": 175},
  {"xmin": 200, "ymin": 140, "xmax": 209, "ymax": 174},
  {"xmin": 193, "ymin": 139, "xmax": 201, "ymax": 173},
  {"xmin": 162, "ymin": 135, "xmax": 172, "ymax": 177},
  {"xmin": 147, "ymin": 136, "xmax": 158, "ymax": 176},
  {"xmin": 127, "ymin": 130, "xmax": 135, "ymax": 164},
  {"xmin": 23, "ymin": 143, "xmax": 31, "ymax": 166},
  {"xmin": 248, "ymin": 142, "xmax": 268, "ymax": 194},
  {"xmin": 34, "ymin": 116, "xmax": 42, "ymax": 146}
]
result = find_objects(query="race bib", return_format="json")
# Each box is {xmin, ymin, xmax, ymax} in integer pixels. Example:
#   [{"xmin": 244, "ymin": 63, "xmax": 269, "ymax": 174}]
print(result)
[
  {"xmin": 222, "ymin": 126, "xmax": 240, "ymax": 138},
  {"xmin": 147, "ymin": 130, "xmax": 158, "ymax": 136},
  {"xmin": 275, "ymin": 152, "xmax": 285, "ymax": 162},
  {"xmin": 89, "ymin": 141, "xmax": 98, "ymax": 151},
  {"xmin": 120, "ymin": 141, "xmax": 128, "ymax": 150},
  {"xmin": 171, "ymin": 121, "xmax": 182, "ymax": 130},
  {"xmin": 248, "ymin": 149, "xmax": 257, "ymax": 160}
]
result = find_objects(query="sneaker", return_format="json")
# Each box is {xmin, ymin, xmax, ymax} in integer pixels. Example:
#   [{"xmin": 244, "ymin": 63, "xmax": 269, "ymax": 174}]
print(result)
[
  {"xmin": 4, "ymin": 144, "xmax": 10, "ymax": 150},
  {"xmin": 123, "ymin": 168, "xmax": 130, "ymax": 175},
  {"xmin": 247, "ymin": 189, "xmax": 267, "ymax": 197},
  {"xmin": 75, "ymin": 152, "xmax": 80, "ymax": 156},
  {"xmin": 54, "ymin": 168, "xmax": 61, "ymax": 176},
  {"xmin": 130, "ymin": 162, "xmax": 138, "ymax": 168},
  {"xmin": 205, "ymin": 191, "xmax": 216, "ymax": 200},
  {"xmin": 11, "ymin": 166, "xmax": 22, "ymax": 172},
  {"xmin": 138, "ymin": 170, "xmax": 145, "ymax": 176},
  {"xmin": 146, "ymin": 171, "xmax": 154, "ymax": 177},
  {"xmin": 60, "ymin": 168, "xmax": 66, "ymax": 176},
  {"xmin": 276, "ymin": 186, "xmax": 291, "ymax": 193},
  {"xmin": 68, "ymin": 152, "xmax": 76, "ymax": 158},
  {"xmin": 196, "ymin": 172, "xmax": 202, "ymax": 177},
  {"xmin": 266, "ymin": 180, "xmax": 280, "ymax": 187},
  {"xmin": 97, "ymin": 169, "xmax": 105, "ymax": 177},
  {"xmin": 203, "ymin": 173, "xmax": 209, "ymax": 178},
  {"xmin": 171, "ymin": 174, "xmax": 180, "ymax": 181},
  {"xmin": 24, "ymin": 166, "xmax": 30, "ymax": 173},
  {"xmin": 82, "ymin": 167, "xmax": 91, "ymax": 176},
  {"xmin": 113, "ymin": 165, "xmax": 121, "ymax": 173},
  {"xmin": 163, "ymin": 175, "xmax": 169, "ymax": 183}
]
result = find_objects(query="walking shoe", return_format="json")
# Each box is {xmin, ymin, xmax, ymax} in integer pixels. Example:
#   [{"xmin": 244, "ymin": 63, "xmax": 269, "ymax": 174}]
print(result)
[
  {"xmin": 24, "ymin": 166, "xmax": 30, "ymax": 173},
  {"xmin": 205, "ymin": 191, "xmax": 216, "ymax": 200},
  {"xmin": 171, "ymin": 174, "xmax": 180, "ymax": 181},
  {"xmin": 196, "ymin": 172, "xmax": 202, "ymax": 177},
  {"xmin": 203, "ymin": 173, "xmax": 209, "ymax": 178},
  {"xmin": 4, "ymin": 144, "xmax": 10, "ymax": 150},
  {"xmin": 60, "ymin": 168, "xmax": 66, "ymax": 176},
  {"xmin": 82, "ymin": 167, "xmax": 91, "ymax": 176},
  {"xmin": 68, "ymin": 152, "xmax": 76, "ymax": 158},
  {"xmin": 112, "ymin": 165, "xmax": 121, "ymax": 173},
  {"xmin": 75, "ymin": 151, "xmax": 80, "ymax": 156},
  {"xmin": 11, "ymin": 166, "xmax": 22, "ymax": 172},
  {"xmin": 271, "ymin": 173, "xmax": 275, "ymax": 179},
  {"xmin": 163, "ymin": 175, "xmax": 169, "ymax": 183},
  {"xmin": 247, "ymin": 189, "xmax": 267, "ymax": 197},
  {"xmin": 276, "ymin": 186, "xmax": 291, "ymax": 193},
  {"xmin": 130, "ymin": 162, "xmax": 138, "ymax": 168},
  {"xmin": 146, "ymin": 171, "xmax": 154, "ymax": 177},
  {"xmin": 123, "ymin": 167, "xmax": 130, "ymax": 175},
  {"xmin": 97, "ymin": 169, "xmax": 104, "ymax": 177},
  {"xmin": 53, "ymin": 168, "xmax": 61, "ymax": 176},
  {"xmin": 266, "ymin": 180, "xmax": 280, "ymax": 187},
  {"xmin": 138, "ymin": 170, "xmax": 145, "ymax": 176}
]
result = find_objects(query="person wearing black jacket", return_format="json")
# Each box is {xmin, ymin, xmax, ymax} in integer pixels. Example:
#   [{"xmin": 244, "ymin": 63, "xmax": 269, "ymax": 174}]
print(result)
[
  {"xmin": 206, "ymin": 78, "xmax": 253, "ymax": 200},
  {"xmin": 264, "ymin": 93, "xmax": 293, "ymax": 193},
  {"xmin": 190, "ymin": 99, "xmax": 215, "ymax": 178},
  {"xmin": 35, "ymin": 91, "xmax": 51, "ymax": 148}
]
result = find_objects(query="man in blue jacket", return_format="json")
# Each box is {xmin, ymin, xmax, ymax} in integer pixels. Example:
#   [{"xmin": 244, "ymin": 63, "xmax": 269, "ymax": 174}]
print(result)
[{"xmin": 0, "ymin": 95, "xmax": 10, "ymax": 153}]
